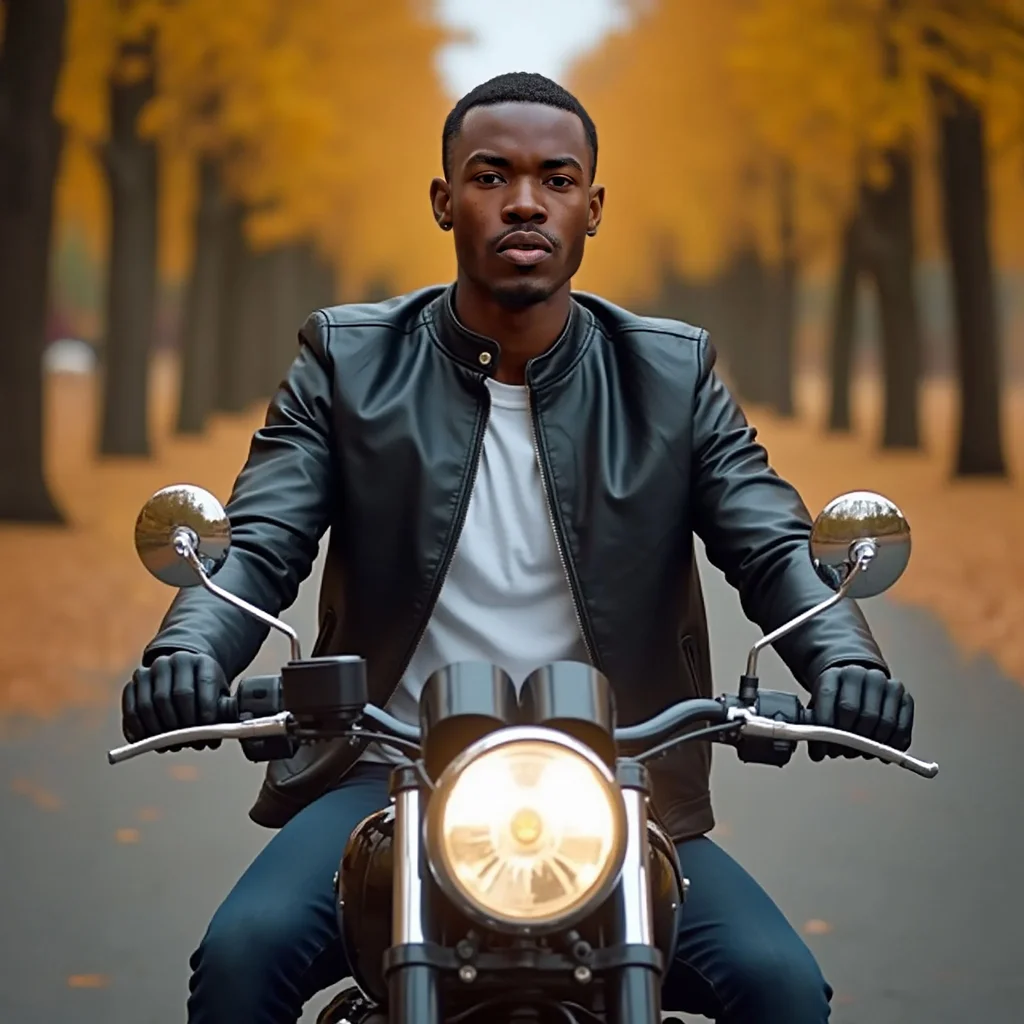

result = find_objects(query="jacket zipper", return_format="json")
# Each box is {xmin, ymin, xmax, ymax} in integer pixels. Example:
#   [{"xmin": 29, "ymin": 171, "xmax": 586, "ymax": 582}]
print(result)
[
  {"xmin": 393, "ymin": 385, "xmax": 492, "ymax": 682},
  {"xmin": 528, "ymin": 388, "xmax": 599, "ymax": 668}
]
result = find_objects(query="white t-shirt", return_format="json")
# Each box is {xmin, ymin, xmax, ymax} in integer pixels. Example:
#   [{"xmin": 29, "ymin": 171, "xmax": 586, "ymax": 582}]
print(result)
[{"xmin": 361, "ymin": 377, "xmax": 590, "ymax": 764}]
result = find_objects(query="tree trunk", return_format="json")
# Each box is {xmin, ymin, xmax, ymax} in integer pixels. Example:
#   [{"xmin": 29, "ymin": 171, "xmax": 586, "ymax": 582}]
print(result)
[
  {"xmin": 0, "ymin": 0, "xmax": 67, "ymax": 522},
  {"xmin": 241, "ymin": 245, "xmax": 278, "ymax": 403},
  {"xmin": 176, "ymin": 157, "xmax": 226, "ymax": 435},
  {"xmin": 298, "ymin": 243, "xmax": 338, "ymax": 312},
  {"xmin": 933, "ymin": 81, "xmax": 1008, "ymax": 477},
  {"xmin": 261, "ymin": 244, "xmax": 305, "ymax": 396},
  {"xmin": 767, "ymin": 160, "xmax": 797, "ymax": 417},
  {"xmin": 858, "ymin": 149, "xmax": 922, "ymax": 449},
  {"xmin": 99, "ymin": 37, "xmax": 159, "ymax": 456},
  {"xmin": 214, "ymin": 202, "xmax": 255, "ymax": 414},
  {"xmin": 725, "ymin": 247, "xmax": 770, "ymax": 405},
  {"xmin": 827, "ymin": 213, "xmax": 861, "ymax": 433}
]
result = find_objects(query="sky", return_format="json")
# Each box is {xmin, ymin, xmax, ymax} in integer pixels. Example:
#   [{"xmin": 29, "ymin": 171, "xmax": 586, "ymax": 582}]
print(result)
[{"xmin": 435, "ymin": 0, "xmax": 632, "ymax": 99}]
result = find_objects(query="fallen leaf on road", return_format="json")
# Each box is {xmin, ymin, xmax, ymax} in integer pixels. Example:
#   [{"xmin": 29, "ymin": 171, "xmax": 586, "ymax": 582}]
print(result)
[
  {"xmin": 137, "ymin": 807, "xmax": 161, "ymax": 821},
  {"xmin": 802, "ymin": 919, "xmax": 833, "ymax": 935},
  {"xmin": 115, "ymin": 828, "xmax": 140, "ymax": 844},
  {"xmin": 10, "ymin": 778, "xmax": 62, "ymax": 811},
  {"xmin": 168, "ymin": 764, "xmax": 199, "ymax": 781},
  {"xmin": 67, "ymin": 975, "xmax": 110, "ymax": 988}
]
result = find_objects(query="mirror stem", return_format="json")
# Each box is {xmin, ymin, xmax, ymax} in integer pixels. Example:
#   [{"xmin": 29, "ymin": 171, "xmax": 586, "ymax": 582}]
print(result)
[
  {"xmin": 173, "ymin": 529, "xmax": 303, "ymax": 662},
  {"xmin": 743, "ymin": 540, "xmax": 877, "ymax": 679}
]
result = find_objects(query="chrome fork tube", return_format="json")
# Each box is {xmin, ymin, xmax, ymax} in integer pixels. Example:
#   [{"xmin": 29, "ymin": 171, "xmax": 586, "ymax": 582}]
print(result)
[
  {"xmin": 617, "ymin": 786, "xmax": 655, "ymax": 943},
  {"xmin": 608, "ymin": 761, "xmax": 662, "ymax": 1024},
  {"xmin": 392, "ymin": 784, "xmax": 426, "ymax": 944},
  {"xmin": 386, "ymin": 766, "xmax": 439, "ymax": 1024}
]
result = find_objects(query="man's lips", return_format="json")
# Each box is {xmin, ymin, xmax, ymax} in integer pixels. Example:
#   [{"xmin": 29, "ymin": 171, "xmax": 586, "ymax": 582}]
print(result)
[
  {"xmin": 498, "ymin": 248, "xmax": 551, "ymax": 266},
  {"xmin": 496, "ymin": 230, "xmax": 554, "ymax": 266}
]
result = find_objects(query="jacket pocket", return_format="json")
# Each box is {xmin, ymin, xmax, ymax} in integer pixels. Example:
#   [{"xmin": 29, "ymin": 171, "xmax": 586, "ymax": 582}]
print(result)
[
  {"xmin": 678, "ymin": 633, "xmax": 700, "ymax": 692},
  {"xmin": 312, "ymin": 608, "xmax": 338, "ymax": 657}
]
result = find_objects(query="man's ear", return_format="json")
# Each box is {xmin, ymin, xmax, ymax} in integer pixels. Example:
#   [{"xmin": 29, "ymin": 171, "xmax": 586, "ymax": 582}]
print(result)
[
  {"xmin": 430, "ymin": 177, "xmax": 453, "ymax": 231},
  {"xmin": 587, "ymin": 183, "xmax": 606, "ymax": 237}
]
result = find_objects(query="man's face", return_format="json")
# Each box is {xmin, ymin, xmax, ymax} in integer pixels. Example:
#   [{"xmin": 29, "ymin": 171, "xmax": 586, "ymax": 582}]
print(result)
[{"xmin": 431, "ymin": 103, "xmax": 604, "ymax": 311}]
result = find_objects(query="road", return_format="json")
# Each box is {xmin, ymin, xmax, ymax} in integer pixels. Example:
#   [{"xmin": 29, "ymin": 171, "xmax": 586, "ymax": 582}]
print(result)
[{"xmin": 2, "ymin": 539, "xmax": 1022, "ymax": 1024}]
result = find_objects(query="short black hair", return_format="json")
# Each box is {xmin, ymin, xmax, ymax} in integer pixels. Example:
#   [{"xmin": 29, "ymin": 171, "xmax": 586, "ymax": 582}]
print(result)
[{"xmin": 442, "ymin": 72, "xmax": 598, "ymax": 182}]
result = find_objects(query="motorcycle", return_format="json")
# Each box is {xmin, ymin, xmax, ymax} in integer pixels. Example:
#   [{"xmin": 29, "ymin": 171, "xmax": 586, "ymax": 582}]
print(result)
[{"xmin": 110, "ymin": 484, "xmax": 938, "ymax": 1024}]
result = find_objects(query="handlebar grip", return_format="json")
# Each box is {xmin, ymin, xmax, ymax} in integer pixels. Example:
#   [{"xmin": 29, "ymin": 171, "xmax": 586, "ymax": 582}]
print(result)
[{"xmin": 217, "ymin": 694, "xmax": 239, "ymax": 723}]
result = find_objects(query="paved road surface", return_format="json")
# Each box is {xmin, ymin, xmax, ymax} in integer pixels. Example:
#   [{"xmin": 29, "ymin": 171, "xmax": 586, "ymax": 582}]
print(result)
[{"xmin": 3, "ymin": 540, "xmax": 1022, "ymax": 1023}]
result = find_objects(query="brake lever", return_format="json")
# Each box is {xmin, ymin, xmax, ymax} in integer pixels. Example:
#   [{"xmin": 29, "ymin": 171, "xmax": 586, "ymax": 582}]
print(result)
[
  {"xmin": 727, "ymin": 707, "xmax": 939, "ymax": 778},
  {"xmin": 107, "ymin": 712, "xmax": 294, "ymax": 765}
]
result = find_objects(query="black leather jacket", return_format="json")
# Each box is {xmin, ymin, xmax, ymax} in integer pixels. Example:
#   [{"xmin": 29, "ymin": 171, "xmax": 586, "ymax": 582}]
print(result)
[{"xmin": 143, "ymin": 283, "xmax": 887, "ymax": 841}]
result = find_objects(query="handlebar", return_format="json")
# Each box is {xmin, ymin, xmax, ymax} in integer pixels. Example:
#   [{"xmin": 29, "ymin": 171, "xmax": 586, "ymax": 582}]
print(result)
[
  {"xmin": 108, "ymin": 712, "xmax": 293, "ymax": 765},
  {"xmin": 725, "ymin": 706, "xmax": 938, "ymax": 778},
  {"xmin": 106, "ymin": 690, "xmax": 938, "ymax": 779}
]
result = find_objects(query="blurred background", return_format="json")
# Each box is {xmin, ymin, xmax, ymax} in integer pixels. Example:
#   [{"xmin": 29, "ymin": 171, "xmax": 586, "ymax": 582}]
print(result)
[{"xmin": 2, "ymin": 1, "xmax": 1023, "ymax": 1022}]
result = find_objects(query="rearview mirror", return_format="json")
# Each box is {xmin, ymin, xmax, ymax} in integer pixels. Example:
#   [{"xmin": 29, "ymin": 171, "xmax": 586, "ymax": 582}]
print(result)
[
  {"xmin": 134, "ymin": 484, "xmax": 231, "ymax": 588},
  {"xmin": 809, "ymin": 490, "xmax": 910, "ymax": 599}
]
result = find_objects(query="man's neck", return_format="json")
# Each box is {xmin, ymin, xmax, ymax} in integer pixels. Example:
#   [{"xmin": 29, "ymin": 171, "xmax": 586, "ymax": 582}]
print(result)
[{"xmin": 454, "ymin": 274, "xmax": 572, "ymax": 385}]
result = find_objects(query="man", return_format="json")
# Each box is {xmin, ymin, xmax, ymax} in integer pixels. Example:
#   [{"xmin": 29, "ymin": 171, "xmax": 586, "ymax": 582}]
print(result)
[{"xmin": 123, "ymin": 73, "xmax": 913, "ymax": 1024}]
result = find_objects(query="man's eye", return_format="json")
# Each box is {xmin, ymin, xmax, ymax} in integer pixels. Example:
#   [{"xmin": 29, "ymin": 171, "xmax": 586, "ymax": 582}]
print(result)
[
  {"xmin": 548, "ymin": 175, "xmax": 574, "ymax": 188},
  {"xmin": 476, "ymin": 173, "xmax": 504, "ymax": 185}
]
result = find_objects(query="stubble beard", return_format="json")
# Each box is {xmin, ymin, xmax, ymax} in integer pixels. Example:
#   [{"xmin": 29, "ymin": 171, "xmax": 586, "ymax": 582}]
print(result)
[{"xmin": 488, "ymin": 273, "xmax": 560, "ymax": 312}]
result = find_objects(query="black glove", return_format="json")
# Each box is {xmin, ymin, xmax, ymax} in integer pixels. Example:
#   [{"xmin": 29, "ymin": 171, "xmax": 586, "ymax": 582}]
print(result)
[
  {"xmin": 808, "ymin": 664, "xmax": 913, "ymax": 762},
  {"xmin": 121, "ymin": 651, "xmax": 229, "ymax": 752}
]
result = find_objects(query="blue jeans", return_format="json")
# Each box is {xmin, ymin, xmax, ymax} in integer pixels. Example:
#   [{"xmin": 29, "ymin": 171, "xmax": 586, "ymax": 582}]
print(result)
[{"xmin": 187, "ymin": 764, "xmax": 831, "ymax": 1022}]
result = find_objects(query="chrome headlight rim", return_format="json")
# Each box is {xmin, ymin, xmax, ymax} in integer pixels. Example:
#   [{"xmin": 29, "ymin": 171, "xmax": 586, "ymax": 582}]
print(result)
[{"xmin": 424, "ymin": 725, "xmax": 627, "ymax": 936}]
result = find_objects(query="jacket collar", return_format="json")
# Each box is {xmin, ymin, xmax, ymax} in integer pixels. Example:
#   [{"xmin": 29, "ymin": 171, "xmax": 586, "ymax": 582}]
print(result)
[{"xmin": 430, "ymin": 282, "xmax": 588, "ymax": 386}]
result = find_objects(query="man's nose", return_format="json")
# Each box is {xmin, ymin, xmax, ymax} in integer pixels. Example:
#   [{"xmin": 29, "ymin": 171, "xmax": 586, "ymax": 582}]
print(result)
[{"xmin": 502, "ymin": 180, "xmax": 547, "ymax": 223}]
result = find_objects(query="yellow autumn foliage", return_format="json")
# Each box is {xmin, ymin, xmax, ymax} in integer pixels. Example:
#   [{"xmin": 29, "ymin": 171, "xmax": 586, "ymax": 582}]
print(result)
[
  {"xmin": 732, "ymin": 0, "xmax": 1024, "ymax": 266},
  {"xmin": 569, "ymin": 0, "xmax": 1024, "ymax": 304},
  {"xmin": 569, "ymin": 1, "xmax": 776, "ymax": 303},
  {"xmin": 53, "ymin": 0, "xmax": 456, "ymax": 299}
]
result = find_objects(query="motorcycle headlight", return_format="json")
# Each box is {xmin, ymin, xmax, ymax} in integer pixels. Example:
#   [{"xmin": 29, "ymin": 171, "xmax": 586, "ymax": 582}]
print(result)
[{"xmin": 424, "ymin": 726, "xmax": 626, "ymax": 934}]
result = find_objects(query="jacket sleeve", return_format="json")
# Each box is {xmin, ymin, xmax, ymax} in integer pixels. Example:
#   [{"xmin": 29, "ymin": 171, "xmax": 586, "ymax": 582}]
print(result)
[
  {"xmin": 141, "ymin": 311, "xmax": 337, "ymax": 679},
  {"xmin": 689, "ymin": 331, "xmax": 888, "ymax": 689}
]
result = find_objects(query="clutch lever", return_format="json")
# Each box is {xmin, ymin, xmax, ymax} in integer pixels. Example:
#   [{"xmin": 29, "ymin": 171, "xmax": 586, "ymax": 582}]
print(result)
[{"xmin": 727, "ymin": 706, "xmax": 939, "ymax": 778}]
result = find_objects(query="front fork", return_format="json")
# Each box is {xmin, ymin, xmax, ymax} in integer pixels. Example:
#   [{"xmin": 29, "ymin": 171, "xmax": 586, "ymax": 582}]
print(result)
[
  {"xmin": 382, "ymin": 763, "xmax": 664, "ymax": 1024},
  {"xmin": 385, "ymin": 765, "xmax": 441, "ymax": 1024},
  {"xmin": 607, "ymin": 760, "xmax": 663, "ymax": 1024}
]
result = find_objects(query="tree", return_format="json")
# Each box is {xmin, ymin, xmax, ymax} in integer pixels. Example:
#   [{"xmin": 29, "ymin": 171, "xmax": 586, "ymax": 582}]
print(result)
[
  {"xmin": 858, "ymin": 149, "xmax": 924, "ymax": 448},
  {"xmin": 47, "ymin": 0, "xmax": 457, "ymax": 449},
  {"xmin": 909, "ymin": 0, "xmax": 1024, "ymax": 476},
  {"xmin": 140, "ymin": 0, "xmax": 455, "ymax": 426},
  {"xmin": 933, "ymin": 79, "xmax": 1006, "ymax": 475},
  {"xmin": 826, "ymin": 212, "xmax": 863, "ymax": 433},
  {"xmin": 569, "ymin": 3, "xmax": 813, "ymax": 414},
  {"xmin": 570, "ymin": 3, "xmax": 778, "ymax": 302},
  {"xmin": 731, "ymin": 0, "xmax": 928, "ymax": 449},
  {"xmin": 99, "ymin": 20, "xmax": 159, "ymax": 456},
  {"xmin": 176, "ymin": 157, "xmax": 224, "ymax": 433},
  {"xmin": 767, "ymin": 159, "xmax": 798, "ymax": 417},
  {"xmin": 733, "ymin": 0, "xmax": 1024, "ymax": 473},
  {"xmin": 52, "ymin": 0, "xmax": 164, "ymax": 457},
  {"xmin": 0, "ymin": 0, "xmax": 69, "ymax": 522}
]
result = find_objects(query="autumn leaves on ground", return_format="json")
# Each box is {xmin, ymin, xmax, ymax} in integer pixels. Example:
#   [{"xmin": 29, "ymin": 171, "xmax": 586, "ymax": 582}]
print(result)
[{"xmin": 1, "ymin": 360, "xmax": 1020, "ymax": 724}]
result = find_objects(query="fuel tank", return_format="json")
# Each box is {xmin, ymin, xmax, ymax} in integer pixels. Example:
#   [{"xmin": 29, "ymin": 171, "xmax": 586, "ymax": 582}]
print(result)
[{"xmin": 336, "ymin": 806, "xmax": 684, "ymax": 1005}]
